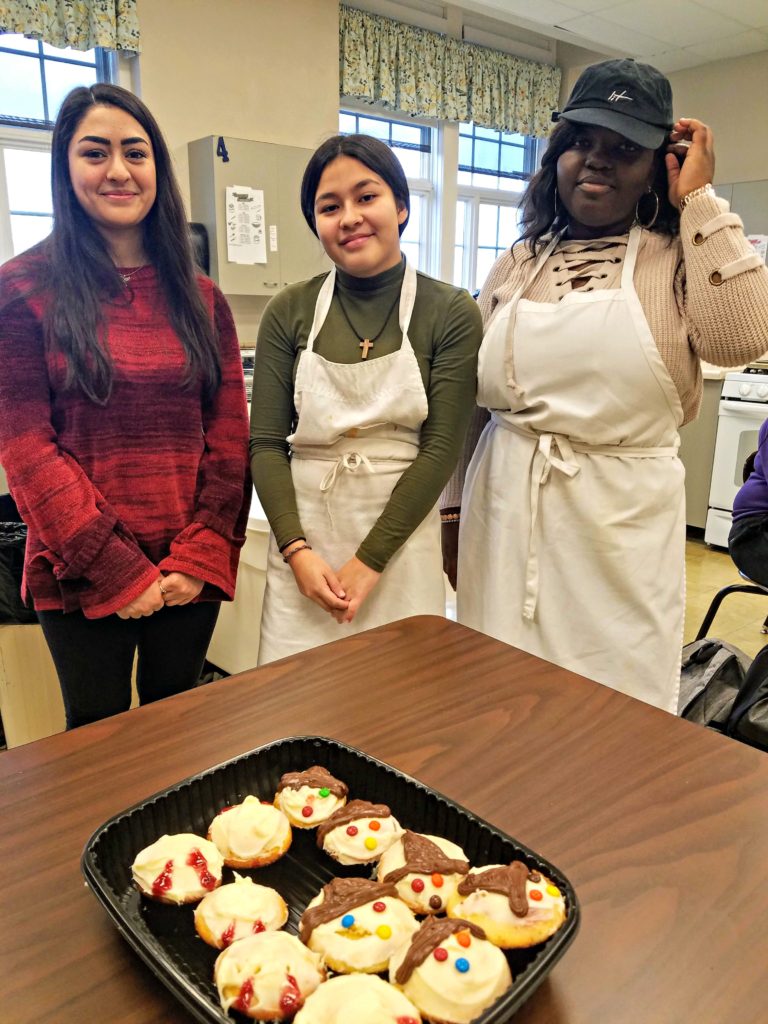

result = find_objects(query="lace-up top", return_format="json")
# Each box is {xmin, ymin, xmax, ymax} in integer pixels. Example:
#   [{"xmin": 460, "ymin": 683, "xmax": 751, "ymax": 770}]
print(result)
[{"xmin": 547, "ymin": 237, "xmax": 627, "ymax": 298}]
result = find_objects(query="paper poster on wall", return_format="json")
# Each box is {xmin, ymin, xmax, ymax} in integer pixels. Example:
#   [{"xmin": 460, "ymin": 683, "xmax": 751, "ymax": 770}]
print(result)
[
  {"xmin": 747, "ymin": 235, "xmax": 768, "ymax": 264},
  {"xmin": 226, "ymin": 186, "xmax": 267, "ymax": 264}
]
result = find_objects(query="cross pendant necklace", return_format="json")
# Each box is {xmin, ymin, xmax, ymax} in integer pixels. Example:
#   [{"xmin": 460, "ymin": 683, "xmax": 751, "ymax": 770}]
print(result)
[{"xmin": 335, "ymin": 287, "xmax": 401, "ymax": 360}]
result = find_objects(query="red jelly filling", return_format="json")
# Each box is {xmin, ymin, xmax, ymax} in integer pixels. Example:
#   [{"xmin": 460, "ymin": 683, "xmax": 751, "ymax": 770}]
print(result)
[
  {"xmin": 151, "ymin": 859, "xmax": 174, "ymax": 895},
  {"xmin": 279, "ymin": 974, "xmax": 303, "ymax": 1014},
  {"xmin": 186, "ymin": 847, "xmax": 217, "ymax": 890},
  {"xmin": 234, "ymin": 977, "xmax": 254, "ymax": 1013}
]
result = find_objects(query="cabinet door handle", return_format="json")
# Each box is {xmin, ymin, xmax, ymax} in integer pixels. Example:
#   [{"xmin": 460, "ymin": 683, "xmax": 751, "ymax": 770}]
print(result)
[{"xmin": 262, "ymin": 281, "xmax": 279, "ymax": 288}]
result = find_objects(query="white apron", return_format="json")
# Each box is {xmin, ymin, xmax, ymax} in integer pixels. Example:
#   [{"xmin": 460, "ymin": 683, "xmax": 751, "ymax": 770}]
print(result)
[
  {"xmin": 258, "ymin": 259, "xmax": 445, "ymax": 665},
  {"xmin": 458, "ymin": 227, "xmax": 685, "ymax": 711}
]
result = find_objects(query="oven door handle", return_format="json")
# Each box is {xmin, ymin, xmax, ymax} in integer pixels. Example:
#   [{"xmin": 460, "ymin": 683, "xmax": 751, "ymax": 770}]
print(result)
[{"xmin": 718, "ymin": 400, "xmax": 768, "ymax": 419}]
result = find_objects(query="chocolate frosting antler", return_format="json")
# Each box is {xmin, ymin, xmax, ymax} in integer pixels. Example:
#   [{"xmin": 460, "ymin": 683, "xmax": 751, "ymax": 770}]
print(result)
[
  {"xmin": 382, "ymin": 830, "xmax": 469, "ymax": 884},
  {"xmin": 298, "ymin": 877, "xmax": 398, "ymax": 943},
  {"xmin": 276, "ymin": 765, "xmax": 348, "ymax": 797},
  {"xmin": 316, "ymin": 799, "xmax": 392, "ymax": 845},
  {"xmin": 457, "ymin": 861, "xmax": 538, "ymax": 918},
  {"xmin": 394, "ymin": 916, "xmax": 486, "ymax": 984}
]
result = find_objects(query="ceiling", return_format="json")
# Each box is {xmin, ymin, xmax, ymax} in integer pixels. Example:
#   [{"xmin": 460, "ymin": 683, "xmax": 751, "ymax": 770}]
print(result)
[{"xmin": 459, "ymin": 0, "xmax": 768, "ymax": 72}]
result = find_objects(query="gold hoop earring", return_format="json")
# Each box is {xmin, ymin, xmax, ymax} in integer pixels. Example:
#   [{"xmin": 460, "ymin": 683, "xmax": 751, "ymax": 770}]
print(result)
[{"xmin": 635, "ymin": 188, "xmax": 660, "ymax": 229}]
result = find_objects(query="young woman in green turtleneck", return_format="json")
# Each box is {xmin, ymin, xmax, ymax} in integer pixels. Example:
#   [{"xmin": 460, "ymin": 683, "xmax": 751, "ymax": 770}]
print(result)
[{"xmin": 250, "ymin": 134, "xmax": 482, "ymax": 664}]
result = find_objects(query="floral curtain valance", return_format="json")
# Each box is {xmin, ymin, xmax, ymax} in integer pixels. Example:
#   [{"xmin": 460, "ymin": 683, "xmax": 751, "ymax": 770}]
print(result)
[
  {"xmin": 340, "ymin": 5, "xmax": 561, "ymax": 138},
  {"xmin": 0, "ymin": 0, "xmax": 140, "ymax": 53}
]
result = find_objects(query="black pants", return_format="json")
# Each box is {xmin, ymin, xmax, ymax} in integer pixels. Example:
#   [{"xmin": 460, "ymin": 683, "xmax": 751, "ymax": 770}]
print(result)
[
  {"xmin": 38, "ymin": 602, "xmax": 220, "ymax": 729},
  {"xmin": 728, "ymin": 513, "xmax": 768, "ymax": 589}
]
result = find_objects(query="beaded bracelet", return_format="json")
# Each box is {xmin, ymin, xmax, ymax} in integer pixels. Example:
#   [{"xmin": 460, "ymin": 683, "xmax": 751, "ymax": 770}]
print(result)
[
  {"xmin": 283, "ymin": 542, "xmax": 313, "ymax": 563},
  {"xmin": 440, "ymin": 512, "xmax": 461, "ymax": 523}
]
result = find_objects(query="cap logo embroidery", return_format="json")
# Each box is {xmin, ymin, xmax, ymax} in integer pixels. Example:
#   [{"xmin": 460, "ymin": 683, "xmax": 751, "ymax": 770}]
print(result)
[{"xmin": 607, "ymin": 90, "xmax": 632, "ymax": 103}]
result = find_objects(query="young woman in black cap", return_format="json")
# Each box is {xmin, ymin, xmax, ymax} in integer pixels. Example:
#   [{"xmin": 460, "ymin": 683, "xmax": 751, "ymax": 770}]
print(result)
[{"xmin": 445, "ymin": 58, "xmax": 768, "ymax": 711}]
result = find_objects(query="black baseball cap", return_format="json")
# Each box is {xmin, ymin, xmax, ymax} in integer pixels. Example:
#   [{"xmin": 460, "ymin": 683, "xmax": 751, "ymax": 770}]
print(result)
[{"xmin": 552, "ymin": 58, "xmax": 673, "ymax": 149}]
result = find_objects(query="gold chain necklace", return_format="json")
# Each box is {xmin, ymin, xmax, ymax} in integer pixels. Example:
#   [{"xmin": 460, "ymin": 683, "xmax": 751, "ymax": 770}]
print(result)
[
  {"xmin": 334, "ymin": 287, "xmax": 400, "ymax": 360},
  {"xmin": 120, "ymin": 265, "xmax": 148, "ymax": 285}
]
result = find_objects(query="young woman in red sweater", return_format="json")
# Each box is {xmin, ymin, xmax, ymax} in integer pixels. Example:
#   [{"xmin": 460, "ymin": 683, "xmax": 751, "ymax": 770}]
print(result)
[{"xmin": 0, "ymin": 85, "xmax": 250, "ymax": 728}]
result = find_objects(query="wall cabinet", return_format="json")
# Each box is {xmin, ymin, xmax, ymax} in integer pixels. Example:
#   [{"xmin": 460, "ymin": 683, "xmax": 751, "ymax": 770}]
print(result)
[{"xmin": 188, "ymin": 136, "xmax": 329, "ymax": 296}]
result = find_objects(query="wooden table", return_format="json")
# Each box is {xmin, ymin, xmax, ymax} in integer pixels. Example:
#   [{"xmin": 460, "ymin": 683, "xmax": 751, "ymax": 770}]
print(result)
[{"xmin": 2, "ymin": 616, "xmax": 767, "ymax": 1024}]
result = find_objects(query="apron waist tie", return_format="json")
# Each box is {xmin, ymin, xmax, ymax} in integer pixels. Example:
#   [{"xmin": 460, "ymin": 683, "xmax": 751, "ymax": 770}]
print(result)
[
  {"xmin": 489, "ymin": 414, "xmax": 679, "ymax": 620},
  {"xmin": 318, "ymin": 451, "xmax": 375, "ymax": 493}
]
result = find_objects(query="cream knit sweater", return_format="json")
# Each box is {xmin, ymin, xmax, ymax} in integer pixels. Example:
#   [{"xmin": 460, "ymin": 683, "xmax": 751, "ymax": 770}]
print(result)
[{"xmin": 443, "ymin": 192, "xmax": 768, "ymax": 508}]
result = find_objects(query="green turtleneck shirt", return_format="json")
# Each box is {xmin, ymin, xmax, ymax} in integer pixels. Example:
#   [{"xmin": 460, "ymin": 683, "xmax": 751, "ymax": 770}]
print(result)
[{"xmin": 249, "ymin": 258, "xmax": 482, "ymax": 571}]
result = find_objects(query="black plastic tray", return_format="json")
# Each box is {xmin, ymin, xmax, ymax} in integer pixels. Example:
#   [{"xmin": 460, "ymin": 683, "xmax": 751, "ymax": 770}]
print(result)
[{"xmin": 82, "ymin": 736, "xmax": 580, "ymax": 1023}]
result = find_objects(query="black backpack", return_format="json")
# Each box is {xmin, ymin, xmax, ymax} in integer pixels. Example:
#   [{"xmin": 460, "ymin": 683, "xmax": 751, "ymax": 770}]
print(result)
[{"xmin": 679, "ymin": 639, "xmax": 768, "ymax": 752}]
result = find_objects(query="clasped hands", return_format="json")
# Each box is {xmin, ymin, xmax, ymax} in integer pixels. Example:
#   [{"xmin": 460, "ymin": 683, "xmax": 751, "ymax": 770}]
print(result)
[
  {"xmin": 287, "ymin": 546, "xmax": 380, "ymax": 624},
  {"xmin": 116, "ymin": 571, "xmax": 204, "ymax": 619}
]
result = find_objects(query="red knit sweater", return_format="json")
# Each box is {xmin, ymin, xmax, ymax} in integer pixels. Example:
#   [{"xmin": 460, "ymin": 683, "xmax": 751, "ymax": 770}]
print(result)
[{"xmin": 0, "ymin": 250, "xmax": 250, "ymax": 618}]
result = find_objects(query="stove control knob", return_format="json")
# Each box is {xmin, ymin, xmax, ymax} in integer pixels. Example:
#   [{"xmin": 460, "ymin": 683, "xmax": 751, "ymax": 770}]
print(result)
[
  {"xmin": 740, "ymin": 383, "xmax": 753, "ymax": 397},
  {"xmin": 758, "ymin": 385, "xmax": 768, "ymax": 399}
]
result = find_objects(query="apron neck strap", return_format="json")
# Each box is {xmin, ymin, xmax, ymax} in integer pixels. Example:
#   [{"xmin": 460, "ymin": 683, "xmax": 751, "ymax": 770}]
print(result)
[
  {"xmin": 620, "ymin": 225, "xmax": 643, "ymax": 288},
  {"xmin": 306, "ymin": 268, "xmax": 336, "ymax": 353}
]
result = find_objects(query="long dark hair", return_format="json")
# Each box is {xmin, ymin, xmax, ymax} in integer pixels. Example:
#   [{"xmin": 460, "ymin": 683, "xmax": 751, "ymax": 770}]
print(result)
[
  {"xmin": 40, "ymin": 84, "xmax": 220, "ymax": 405},
  {"xmin": 300, "ymin": 133, "xmax": 410, "ymax": 237},
  {"xmin": 518, "ymin": 121, "xmax": 680, "ymax": 255}
]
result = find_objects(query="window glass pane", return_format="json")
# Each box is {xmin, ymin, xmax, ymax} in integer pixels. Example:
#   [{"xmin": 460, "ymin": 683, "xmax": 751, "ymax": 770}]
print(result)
[
  {"xmin": 358, "ymin": 116, "xmax": 389, "ymax": 141},
  {"xmin": 41, "ymin": 42, "xmax": 96, "ymax": 61},
  {"xmin": 500, "ymin": 144, "xmax": 525, "ymax": 176},
  {"xmin": 453, "ymin": 247, "xmax": 464, "ymax": 287},
  {"xmin": 474, "ymin": 125, "xmax": 499, "ymax": 141},
  {"xmin": 472, "ymin": 170, "xmax": 499, "ymax": 190},
  {"xmin": 499, "ymin": 177, "xmax": 526, "ymax": 194},
  {"xmin": 400, "ymin": 239, "xmax": 420, "ymax": 269},
  {"xmin": 45, "ymin": 59, "xmax": 98, "ymax": 120},
  {"xmin": 10, "ymin": 213, "xmax": 52, "ymax": 254},
  {"xmin": 4, "ymin": 149, "xmax": 52, "ymax": 213},
  {"xmin": 394, "ymin": 147, "xmax": 421, "ymax": 178},
  {"xmin": 459, "ymin": 121, "xmax": 473, "ymax": 133},
  {"xmin": 457, "ymin": 169, "xmax": 472, "ymax": 186},
  {"xmin": 390, "ymin": 122, "xmax": 422, "ymax": 147},
  {"xmin": 455, "ymin": 200, "xmax": 467, "ymax": 245},
  {"xmin": 0, "ymin": 52, "xmax": 44, "ymax": 119},
  {"xmin": 458, "ymin": 136, "xmax": 473, "ymax": 168},
  {"xmin": 402, "ymin": 194, "xmax": 420, "ymax": 241},
  {"xmin": 498, "ymin": 206, "xmax": 517, "ymax": 245},
  {"xmin": 478, "ymin": 204, "xmax": 498, "ymax": 247},
  {"xmin": 339, "ymin": 112, "xmax": 356, "ymax": 133},
  {"xmin": 0, "ymin": 34, "xmax": 41, "ymax": 54},
  {"xmin": 502, "ymin": 132, "xmax": 526, "ymax": 146},
  {"xmin": 475, "ymin": 248, "xmax": 498, "ymax": 292},
  {"xmin": 474, "ymin": 140, "xmax": 499, "ymax": 172}
]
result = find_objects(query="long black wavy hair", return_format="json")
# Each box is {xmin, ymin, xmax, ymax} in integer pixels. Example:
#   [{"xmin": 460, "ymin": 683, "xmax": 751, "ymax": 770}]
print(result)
[
  {"xmin": 40, "ymin": 84, "xmax": 220, "ymax": 405},
  {"xmin": 300, "ymin": 133, "xmax": 410, "ymax": 238},
  {"xmin": 518, "ymin": 120, "xmax": 680, "ymax": 255}
]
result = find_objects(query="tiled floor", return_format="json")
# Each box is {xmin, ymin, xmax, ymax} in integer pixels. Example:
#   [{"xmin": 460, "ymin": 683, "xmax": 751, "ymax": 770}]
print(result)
[{"xmin": 685, "ymin": 534, "xmax": 768, "ymax": 657}]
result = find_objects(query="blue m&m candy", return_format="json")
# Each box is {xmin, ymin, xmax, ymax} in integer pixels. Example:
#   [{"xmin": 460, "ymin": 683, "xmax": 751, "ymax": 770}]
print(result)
[
  {"xmin": 455, "ymin": 957, "xmax": 470, "ymax": 973},
  {"xmin": 341, "ymin": 914, "xmax": 355, "ymax": 929}
]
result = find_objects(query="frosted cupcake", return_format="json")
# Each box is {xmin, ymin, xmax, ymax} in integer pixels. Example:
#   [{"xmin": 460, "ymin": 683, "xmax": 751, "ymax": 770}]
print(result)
[
  {"xmin": 274, "ymin": 766, "xmax": 348, "ymax": 828},
  {"xmin": 317, "ymin": 800, "xmax": 403, "ymax": 865},
  {"xmin": 208, "ymin": 795, "xmax": 292, "ymax": 868},
  {"xmin": 377, "ymin": 831, "xmax": 469, "ymax": 914},
  {"xmin": 131, "ymin": 833, "xmax": 223, "ymax": 904},
  {"xmin": 194, "ymin": 874, "xmax": 288, "ymax": 949},
  {"xmin": 294, "ymin": 973, "xmax": 422, "ymax": 1023}
]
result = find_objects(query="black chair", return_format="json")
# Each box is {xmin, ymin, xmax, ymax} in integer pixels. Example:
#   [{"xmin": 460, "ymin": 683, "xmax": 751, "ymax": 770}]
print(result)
[{"xmin": 695, "ymin": 572, "xmax": 768, "ymax": 640}]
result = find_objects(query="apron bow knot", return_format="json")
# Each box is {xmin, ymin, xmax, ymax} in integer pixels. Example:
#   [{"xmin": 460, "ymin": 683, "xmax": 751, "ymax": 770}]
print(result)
[{"xmin": 319, "ymin": 451, "xmax": 374, "ymax": 493}]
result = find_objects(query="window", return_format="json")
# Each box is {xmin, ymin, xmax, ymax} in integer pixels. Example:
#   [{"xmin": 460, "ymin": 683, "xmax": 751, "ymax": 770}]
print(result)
[
  {"xmin": 455, "ymin": 123, "xmax": 539, "ymax": 293},
  {"xmin": 339, "ymin": 109, "xmax": 435, "ymax": 273},
  {"xmin": 0, "ymin": 35, "xmax": 111, "ymax": 262}
]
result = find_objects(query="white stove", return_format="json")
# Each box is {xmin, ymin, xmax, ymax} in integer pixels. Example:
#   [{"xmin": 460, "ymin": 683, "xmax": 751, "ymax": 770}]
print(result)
[
  {"xmin": 721, "ymin": 365, "xmax": 768, "ymax": 402},
  {"xmin": 705, "ymin": 365, "xmax": 768, "ymax": 547}
]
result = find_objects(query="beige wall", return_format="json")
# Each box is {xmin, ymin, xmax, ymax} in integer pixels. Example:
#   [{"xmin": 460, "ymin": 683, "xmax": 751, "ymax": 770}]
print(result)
[
  {"xmin": 134, "ymin": 0, "xmax": 340, "ymax": 341},
  {"xmin": 668, "ymin": 52, "xmax": 768, "ymax": 186},
  {"xmin": 136, "ymin": 0, "xmax": 340, "ymax": 208}
]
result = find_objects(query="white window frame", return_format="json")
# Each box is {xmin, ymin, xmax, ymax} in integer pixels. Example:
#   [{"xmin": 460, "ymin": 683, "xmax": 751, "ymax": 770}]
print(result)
[{"xmin": 455, "ymin": 186, "xmax": 526, "ymax": 294}]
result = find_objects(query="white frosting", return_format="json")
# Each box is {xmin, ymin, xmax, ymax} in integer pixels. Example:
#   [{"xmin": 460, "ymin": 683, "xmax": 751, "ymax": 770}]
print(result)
[
  {"xmin": 277, "ymin": 784, "xmax": 346, "ymax": 826},
  {"xmin": 322, "ymin": 814, "xmax": 403, "ymax": 865},
  {"xmin": 131, "ymin": 833, "xmax": 223, "ymax": 904},
  {"xmin": 209, "ymin": 796, "xmax": 291, "ymax": 861},
  {"xmin": 389, "ymin": 930, "xmax": 511, "ymax": 1024},
  {"xmin": 377, "ymin": 833, "xmax": 467, "ymax": 913},
  {"xmin": 450, "ymin": 864, "xmax": 565, "ymax": 927},
  {"xmin": 294, "ymin": 973, "xmax": 421, "ymax": 1023},
  {"xmin": 304, "ymin": 891, "xmax": 418, "ymax": 971},
  {"xmin": 215, "ymin": 931, "xmax": 325, "ymax": 1017},
  {"xmin": 194, "ymin": 874, "xmax": 288, "ymax": 947}
]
